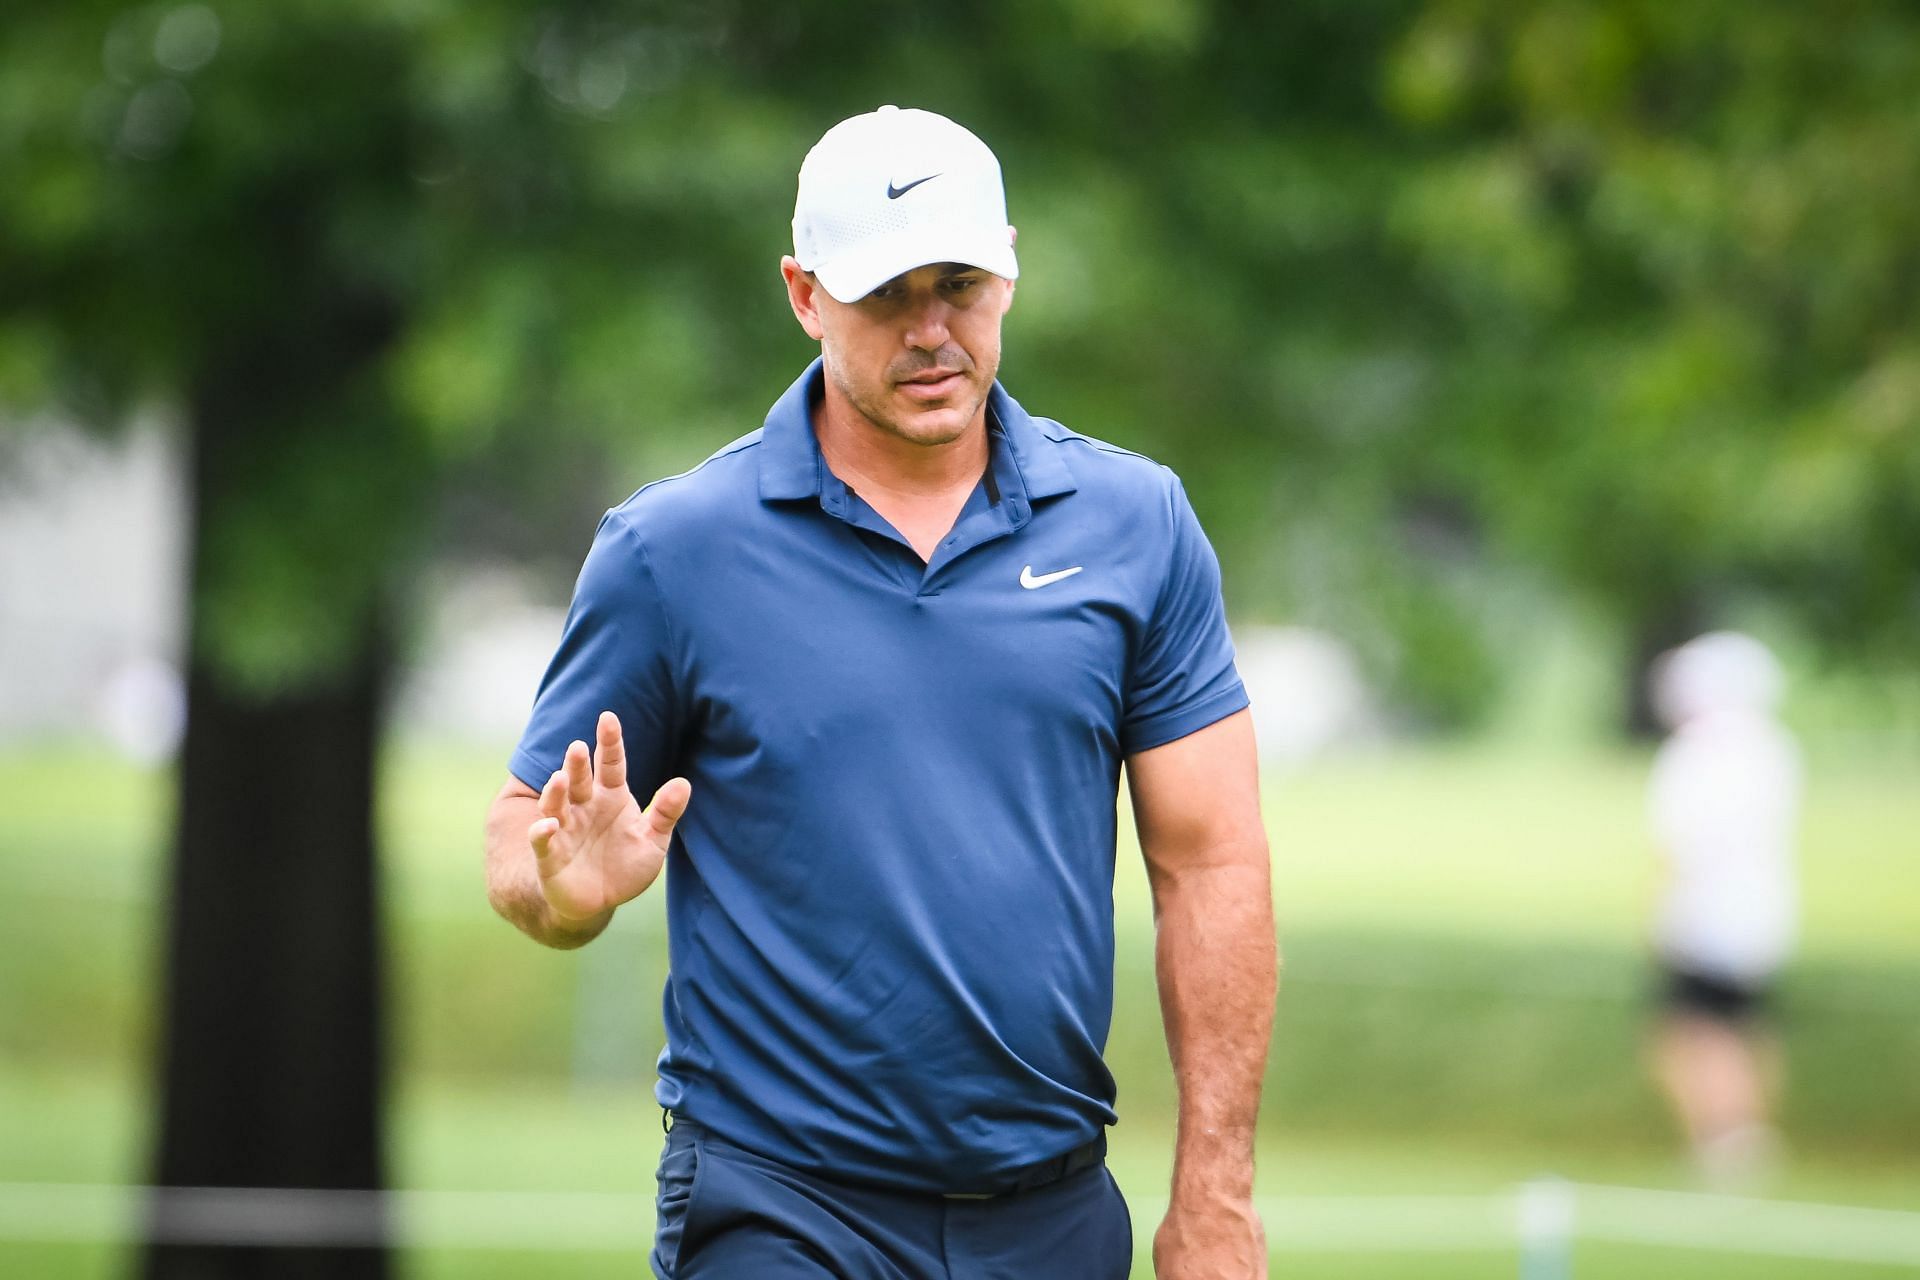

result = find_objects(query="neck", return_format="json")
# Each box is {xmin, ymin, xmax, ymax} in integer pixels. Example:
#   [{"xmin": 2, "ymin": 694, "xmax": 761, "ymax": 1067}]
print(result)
[{"xmin": 813, "ymin": 381, "xmax": 990, "ymax": 500}]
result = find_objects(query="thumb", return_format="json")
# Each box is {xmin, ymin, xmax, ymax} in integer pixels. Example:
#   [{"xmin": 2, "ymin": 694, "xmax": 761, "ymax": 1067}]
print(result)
[
  {"xmin": 641, "ymin": 777, "xmax": 691, "ymax": 846},
  {"xmin": 528, "ymin": 815, "xmax": 570, "ymax": 882}
]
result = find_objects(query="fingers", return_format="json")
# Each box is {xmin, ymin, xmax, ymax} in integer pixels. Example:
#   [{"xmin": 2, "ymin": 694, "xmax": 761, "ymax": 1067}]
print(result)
[
  {"xmin": 528, "ymin": 815, "xmax": 560, "ymax": 862},
  {"xmin": 595, "ymin": 710, "xmax": 626, "ymax": 792},
  {"xmin": 551, "ymin": 713, "xmax": 622, "ymax": 814},
  {"xmin": 564, "ymin": 738, "xmax": 592, "ymax": 805},
  {"xmin": 642, "ymin": 777, "xmax": 692, "ymax": 845}
]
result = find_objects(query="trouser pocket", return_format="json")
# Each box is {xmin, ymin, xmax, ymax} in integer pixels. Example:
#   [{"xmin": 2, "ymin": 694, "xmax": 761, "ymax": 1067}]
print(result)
[
  {"xmin": 650, "ymin": 1121, "xmax": 704, "ymax": 1278},
  {"xmin": 1104, "ymin": 1167, "xmax": 1134, "ymax": 1277}
]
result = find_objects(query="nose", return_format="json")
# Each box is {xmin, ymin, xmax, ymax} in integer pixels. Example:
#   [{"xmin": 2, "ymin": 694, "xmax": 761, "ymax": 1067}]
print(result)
[{"xmin": 901, "ymin": 295, "xmax": 953, "ymax": 353}]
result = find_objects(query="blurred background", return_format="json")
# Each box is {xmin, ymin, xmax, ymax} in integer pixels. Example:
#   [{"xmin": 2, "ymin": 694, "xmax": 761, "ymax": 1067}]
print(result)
[{"xmin": 2, "ymin": 1, "xmax": 1917, "ymax": 1277}]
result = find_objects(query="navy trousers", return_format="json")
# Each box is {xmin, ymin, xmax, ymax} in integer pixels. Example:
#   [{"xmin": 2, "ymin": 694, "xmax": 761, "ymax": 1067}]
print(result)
[{"xmin": 649, "ymin": 1120, "xmax": 1133, "ymax": 1279}]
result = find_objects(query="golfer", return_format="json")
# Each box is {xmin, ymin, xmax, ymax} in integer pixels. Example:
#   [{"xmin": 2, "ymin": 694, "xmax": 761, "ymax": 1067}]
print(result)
[{"xmin": 485, "ymin": 105, "xmax": 1276, "ymax": 1279}]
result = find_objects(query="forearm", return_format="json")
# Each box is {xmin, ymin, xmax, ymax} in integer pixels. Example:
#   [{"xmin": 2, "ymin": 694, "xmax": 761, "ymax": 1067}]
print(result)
[
  {"xmin": 484, "ymin": 791, "xmax": 612, "ymax": 950},
  {"xmin": 1152, "ymin": 844, "xmax": 1277, "ymax": 1206}
]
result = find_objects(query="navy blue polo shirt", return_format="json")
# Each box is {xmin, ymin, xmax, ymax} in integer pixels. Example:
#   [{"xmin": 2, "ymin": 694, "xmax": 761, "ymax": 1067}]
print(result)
[{"xmin": 509, "ymin": 359, "xmax": 1247, "ymax": 1191}]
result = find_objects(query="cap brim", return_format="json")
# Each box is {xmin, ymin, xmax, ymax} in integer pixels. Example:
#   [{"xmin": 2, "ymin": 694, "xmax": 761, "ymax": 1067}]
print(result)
[{"xmin": 812, "ymin": 225, "xmax": 1018, "ymax": 304}]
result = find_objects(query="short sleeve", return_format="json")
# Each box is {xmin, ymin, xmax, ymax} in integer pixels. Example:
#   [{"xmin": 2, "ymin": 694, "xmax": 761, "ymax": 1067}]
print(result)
[
  {"xmin": 507, "ymin": 511, "xmax": 680, "ymax": 801},
  {"xmin": 1120, "ymin": 474, "xmax": 1249, "ymax": 754}
]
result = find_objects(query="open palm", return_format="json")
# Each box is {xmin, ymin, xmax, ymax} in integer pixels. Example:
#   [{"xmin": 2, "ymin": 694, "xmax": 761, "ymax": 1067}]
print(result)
[{"xmin": 530, "ymin": 710, "xmax": 690, "ymax": 925}]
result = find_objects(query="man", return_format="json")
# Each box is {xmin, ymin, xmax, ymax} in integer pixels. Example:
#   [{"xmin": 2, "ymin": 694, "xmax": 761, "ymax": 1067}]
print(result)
[{"xmin": 485, "ymin": 105, "xmax": 1276, "ymax": 1279}]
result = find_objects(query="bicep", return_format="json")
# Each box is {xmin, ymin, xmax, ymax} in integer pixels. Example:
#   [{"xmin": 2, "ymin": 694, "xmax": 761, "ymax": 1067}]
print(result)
[
  {"xmin": 1125, "ymin": 708, "xmax": 1265, "ymax": 879},
  {"xmin": 1120, "ymin": 475, "xmax": 1246, "ymax": 754}
]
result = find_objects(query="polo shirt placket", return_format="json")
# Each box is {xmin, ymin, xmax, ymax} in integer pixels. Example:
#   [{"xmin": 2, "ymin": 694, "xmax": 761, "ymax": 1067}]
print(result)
[{"xmin": 760, "ymin": 380, "xmax": 1073, "ymax": 600}]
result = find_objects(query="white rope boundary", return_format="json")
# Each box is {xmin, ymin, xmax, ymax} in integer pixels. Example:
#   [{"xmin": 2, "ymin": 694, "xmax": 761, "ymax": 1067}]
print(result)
[{"xmin": 2, "ymin": 1180, "xmax": 1918, "ymax": 1265}]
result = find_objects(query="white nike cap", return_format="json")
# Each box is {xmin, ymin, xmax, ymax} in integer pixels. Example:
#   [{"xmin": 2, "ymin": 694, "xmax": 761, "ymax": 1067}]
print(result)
[{"xmin": 792, "ymin": 105, "xmax": 1018, "ymax": 304}]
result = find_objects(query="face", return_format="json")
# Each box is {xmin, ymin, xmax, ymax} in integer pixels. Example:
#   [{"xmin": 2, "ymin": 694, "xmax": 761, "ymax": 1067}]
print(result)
[{"xmin": 782, "ymin": 257, "xmax": 1015, "ymax": 447}]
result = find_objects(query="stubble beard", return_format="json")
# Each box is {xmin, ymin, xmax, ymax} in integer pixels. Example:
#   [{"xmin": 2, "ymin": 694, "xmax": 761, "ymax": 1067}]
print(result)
[{"xmin": 826, "ymin": 347, "xmax": 996, "ymax": 449}]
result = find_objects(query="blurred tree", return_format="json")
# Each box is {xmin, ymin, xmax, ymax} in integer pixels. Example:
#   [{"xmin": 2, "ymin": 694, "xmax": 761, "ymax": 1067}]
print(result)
[
  {"xmin": 1, "ymin": 2, "xmax": 810, "ymax": 1274},
  {"xmin": 4, "ymin": 4, "xmax": 426, "ymax": 1274},
  {"xmin": 1378, "ymin": 0, "xmax": 1920, "ymax": 729},
  {"xmin": 987, "ymin": 0, "xmax": 1920, "ymax": 731}
]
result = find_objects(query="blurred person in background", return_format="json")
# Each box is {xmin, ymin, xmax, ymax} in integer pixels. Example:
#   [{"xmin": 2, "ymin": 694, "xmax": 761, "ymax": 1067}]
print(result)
[{"xmin": 1645, "ymin": 631, "xmax": 1802, "ymax": 1189}]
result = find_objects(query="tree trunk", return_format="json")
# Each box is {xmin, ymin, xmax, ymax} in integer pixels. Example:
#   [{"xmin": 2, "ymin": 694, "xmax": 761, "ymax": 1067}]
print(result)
[
  {"xmin": 143, "ymin": 641, "xmax": 392, "ymax": 1277},
  {"xmin": 1623, "ymin": 595, "xmax": 1710, "ymax": 741},
  {"xmin": 144, "ymin": 288, "xmax": 399, "ymax": 1275}
]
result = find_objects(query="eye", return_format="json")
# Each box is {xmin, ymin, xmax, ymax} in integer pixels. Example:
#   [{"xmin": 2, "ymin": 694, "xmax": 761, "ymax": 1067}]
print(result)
[{"xmin": 944, "ymin": 275, "xmax": 981, "ymax": 295}]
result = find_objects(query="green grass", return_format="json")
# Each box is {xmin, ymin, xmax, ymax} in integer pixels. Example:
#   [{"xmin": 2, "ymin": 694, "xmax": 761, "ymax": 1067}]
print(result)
[
  {"xmin": 6, "ymin": 1064, "xmax": 1919, "ymax": 1279},
  {"xmin": 1251, "ymin": 745, "xmax": 1920, "ymax": 958},
  {"xmin": 1, "ymin": 736, "xmax": 1916, "ymax": 1277}
]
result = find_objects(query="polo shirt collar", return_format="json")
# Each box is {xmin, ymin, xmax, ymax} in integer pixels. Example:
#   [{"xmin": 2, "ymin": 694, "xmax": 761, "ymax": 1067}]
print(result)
[
  {"xmin": 987, "ymin": 379, "xmax": 1077, "ymax": 502},
  {"xmin": 757, "ymin": 362, "xmax": 825, "ymax": 501},
  {"xmin": 757, "ymin": 358, "xmax": 1079, "ymax": 505}
]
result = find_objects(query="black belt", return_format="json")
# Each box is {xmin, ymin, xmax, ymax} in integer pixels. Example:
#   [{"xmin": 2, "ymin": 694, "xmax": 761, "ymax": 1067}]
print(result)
[
  {"xmin": 940, "ymin": 1133, "xmax": 1107, "ymax": 1200},
  {"xmin": 662, "ymin": 1111, "xmax": 1106, "ymax": 1201}
]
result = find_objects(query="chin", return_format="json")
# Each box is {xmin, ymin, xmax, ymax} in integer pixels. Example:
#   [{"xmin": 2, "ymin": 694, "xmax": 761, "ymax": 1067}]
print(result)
[
  {"xmin": 889, "ymin": 389, "xmax": 982, "ymax": 442},
  {"xmin": 894, "ymin": 410, "xmax": 973, "ymax": 446}
]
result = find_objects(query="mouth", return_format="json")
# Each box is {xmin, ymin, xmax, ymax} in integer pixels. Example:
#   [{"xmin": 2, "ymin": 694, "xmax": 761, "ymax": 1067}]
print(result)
[{"xmin": 897, "ymin": 369, "xmax": 965, "ymax": 401}]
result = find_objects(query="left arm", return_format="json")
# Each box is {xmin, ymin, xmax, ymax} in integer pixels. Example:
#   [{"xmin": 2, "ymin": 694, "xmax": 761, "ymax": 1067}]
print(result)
[{"xmin": 1127, "ymin": 707, "xmax": 1276, "ymax": 1279}]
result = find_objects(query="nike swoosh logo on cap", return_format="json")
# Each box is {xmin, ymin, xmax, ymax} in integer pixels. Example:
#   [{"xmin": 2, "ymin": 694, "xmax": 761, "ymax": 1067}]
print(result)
[
  {"xmin": 886, "ymin": 174, "xmax": 940, "ymax": 200},
  {"xmin": 1020, "ymin": 565, "xmax": 1083, "ymax": 589}
]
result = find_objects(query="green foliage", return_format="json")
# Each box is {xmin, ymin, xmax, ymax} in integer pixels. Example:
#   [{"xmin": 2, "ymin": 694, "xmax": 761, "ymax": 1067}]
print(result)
[
  {"xmin": 3, "ymin": 0, "xmax": 1915, "ymax": 711},
  {"xmin": 1383, "ymin": 2, "xmax": 1920, "ymax": 676}
]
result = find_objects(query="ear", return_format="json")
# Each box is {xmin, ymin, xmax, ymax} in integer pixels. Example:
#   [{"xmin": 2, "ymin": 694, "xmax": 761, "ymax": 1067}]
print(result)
[
  {"xmin": 1002, "ymin": 226, "xmax": 1019, "ymax": 313},
  {"xmin": 781, "ymin": 256, "xmax": 826, "ymax": 342}
]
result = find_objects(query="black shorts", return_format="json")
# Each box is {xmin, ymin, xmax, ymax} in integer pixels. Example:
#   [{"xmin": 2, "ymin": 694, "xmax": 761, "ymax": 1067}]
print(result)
[{"xmin": 1658, "ymin": 964, "xmax": 1772, "ymax": 1025}]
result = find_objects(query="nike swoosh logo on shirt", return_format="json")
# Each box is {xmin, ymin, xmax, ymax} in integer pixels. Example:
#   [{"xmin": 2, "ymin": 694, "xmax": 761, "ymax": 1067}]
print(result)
[
  {"xmin": 886, "ymin": 174, "xmax": 940, "ymax": 200},
  {"xmin": 1020, "ymin": 565, "xmax": 1083, "ymax": 590}
]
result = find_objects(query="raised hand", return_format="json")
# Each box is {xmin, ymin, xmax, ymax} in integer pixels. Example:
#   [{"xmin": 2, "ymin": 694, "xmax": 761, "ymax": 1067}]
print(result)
[{"xmin": 529, "ymin": 710, "xmax": 690, "ymax": 926}]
